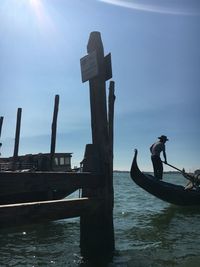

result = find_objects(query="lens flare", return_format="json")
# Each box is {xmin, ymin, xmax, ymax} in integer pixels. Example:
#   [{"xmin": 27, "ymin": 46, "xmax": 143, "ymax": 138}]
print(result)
[
  {"xmin": 98, "ymin": 0, "xmax": 200, "ymax": 16},
  {"xmin": 29, "ymin": 0, "xmax": 55, "ymax": 33}
]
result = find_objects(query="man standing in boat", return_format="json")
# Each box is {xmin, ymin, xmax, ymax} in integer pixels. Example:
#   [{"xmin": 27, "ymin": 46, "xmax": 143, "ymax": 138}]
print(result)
[{"xmin": 150, "ymin": 135, "xmax": 168, "ymax": 180}]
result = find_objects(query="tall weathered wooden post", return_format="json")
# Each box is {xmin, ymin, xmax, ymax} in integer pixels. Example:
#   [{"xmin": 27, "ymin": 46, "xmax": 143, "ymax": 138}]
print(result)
[
  {"xmin": 13, "ymin": 108, "xmax": 22, "ymax": 169},
  {"xmin": 0, "ymin": 116, "xmax": 3, "ymax": 138},
  {"xmin": 50, "ymin": 94, "xmax": 59, "ymax": 169},
  {"xmin": 80, "ymin": 32, "xmax": 115, "ymax": 262},
  {"xmin": 108, "ymin": 81, "xmax": 115, "ymax": 207}
]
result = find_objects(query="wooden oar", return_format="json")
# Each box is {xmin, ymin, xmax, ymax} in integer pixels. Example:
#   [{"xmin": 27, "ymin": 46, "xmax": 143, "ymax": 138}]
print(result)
[{"xmin": 162, "ymin": 161, "xmax": 194, "ymax": 182}]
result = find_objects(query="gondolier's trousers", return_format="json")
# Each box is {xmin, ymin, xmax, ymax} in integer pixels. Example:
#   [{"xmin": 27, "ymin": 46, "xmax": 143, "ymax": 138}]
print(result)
[{"xmin": 151, "ymin": 155, "xmax": 163, "ymax": 180}]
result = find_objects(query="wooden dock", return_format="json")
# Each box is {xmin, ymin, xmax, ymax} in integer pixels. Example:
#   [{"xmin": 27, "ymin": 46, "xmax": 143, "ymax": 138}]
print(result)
[
  {"xmin": 0, "ymin": 31, "xmax": 115, "ymax": 262},
  {"xmin": 0, "ymin": 197, "xmax": 101, "ymax": 227},
  {"xmin": 0, "ymin": 171, "xmax": 102, "ymax": 205}
]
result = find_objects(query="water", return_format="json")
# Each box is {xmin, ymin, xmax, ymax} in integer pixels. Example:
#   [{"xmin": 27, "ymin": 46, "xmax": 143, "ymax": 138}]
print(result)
[{"xmin": 1, "ymin": 172, "xmax": 200, "ymax": 266}]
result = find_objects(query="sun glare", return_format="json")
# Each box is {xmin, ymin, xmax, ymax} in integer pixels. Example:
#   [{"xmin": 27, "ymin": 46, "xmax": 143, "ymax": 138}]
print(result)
[
  {"xmin": 29, "ymin": 0, "xmax": 55, "ymax": 32},
  {"xmin": 30, "ymin": 0, "xmax": 42, "ymax": 11},
  {"xmin": 2, "ymin": 0, "xmax": 55, "ymax": 33}
]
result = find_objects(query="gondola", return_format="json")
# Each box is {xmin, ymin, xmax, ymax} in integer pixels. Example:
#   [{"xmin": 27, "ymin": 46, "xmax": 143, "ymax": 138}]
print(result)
[{"xmin": 130, "ymin": 149, "xmax": 200, "ymax": 206}]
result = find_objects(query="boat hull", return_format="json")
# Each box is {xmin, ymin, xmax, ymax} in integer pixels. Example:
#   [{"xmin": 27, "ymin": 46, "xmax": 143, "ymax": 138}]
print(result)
[{"xmin": 130, "ymin": 150, "xmax": 200, "ymax": 206}]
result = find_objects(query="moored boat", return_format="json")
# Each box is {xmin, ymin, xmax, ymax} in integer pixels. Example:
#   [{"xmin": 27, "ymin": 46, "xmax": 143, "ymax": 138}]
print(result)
[
  {"xmin": 0, "ymin": 152, "xmax": 77, "ymax": 204},
  {"xmin": 0, "ymin": 171, "xmax": 79, "ymax": 205}
]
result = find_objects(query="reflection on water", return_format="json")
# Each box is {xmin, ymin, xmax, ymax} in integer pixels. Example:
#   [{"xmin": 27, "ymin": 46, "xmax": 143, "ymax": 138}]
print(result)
[
  {"xmin": 1, "ymin": 173, "xmax": 200, "ymax": 266},
  {"xmin": 0, "ymin": 220, "xmax": 80, "ymax": 266},
  {"xmin": 121, "ymin": 204, "xmax": 200, "ymax": 267}
]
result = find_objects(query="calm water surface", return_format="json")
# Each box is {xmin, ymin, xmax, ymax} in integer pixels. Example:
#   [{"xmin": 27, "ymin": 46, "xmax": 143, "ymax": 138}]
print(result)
[{"xmin": 1, "ymin": 172, "xmax": 200, "ymax": 266}]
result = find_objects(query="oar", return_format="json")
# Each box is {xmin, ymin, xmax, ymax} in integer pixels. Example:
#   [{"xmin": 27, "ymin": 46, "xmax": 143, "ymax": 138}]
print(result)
[{"xmin": 162, "ymin": 161, "xmax": 194, "ymax": 182}]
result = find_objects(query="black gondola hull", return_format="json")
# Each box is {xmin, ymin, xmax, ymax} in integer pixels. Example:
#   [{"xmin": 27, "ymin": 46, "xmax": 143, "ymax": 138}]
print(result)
[{"xmin": 130, "ymin": 150, "xmax": 200, "ymax": 206}]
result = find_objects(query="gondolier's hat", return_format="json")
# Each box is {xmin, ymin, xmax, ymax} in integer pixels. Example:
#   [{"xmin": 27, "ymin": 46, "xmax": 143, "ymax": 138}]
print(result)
[{"xmin": 158, "ymin": 135, "xmax": 169, "ymax": 141}]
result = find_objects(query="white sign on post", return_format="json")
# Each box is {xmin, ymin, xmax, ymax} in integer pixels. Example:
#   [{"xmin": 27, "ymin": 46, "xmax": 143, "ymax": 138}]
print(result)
[{"xmin": 80, "ymin": 51, "xmax": 98, "ymax": 83}]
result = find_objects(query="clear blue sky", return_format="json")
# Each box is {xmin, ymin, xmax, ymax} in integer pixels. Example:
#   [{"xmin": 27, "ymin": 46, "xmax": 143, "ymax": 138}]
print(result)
[{"xmin": 0, "ymin": 0, "xmax": 200, "ymax": 172}]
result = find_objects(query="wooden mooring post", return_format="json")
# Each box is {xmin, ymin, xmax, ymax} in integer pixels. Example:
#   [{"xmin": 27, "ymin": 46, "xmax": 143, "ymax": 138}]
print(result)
[
  {"xmin": 0, "ymin": 116, "xmax": 3, "ymax": 138},
  {"xmin": 50, "ymin": 94, "xmax": 59, "ymax": 169},
  {"xmin": 80, "ymin": 31, "xmax": 115, "ymax": 261},
  {"xmin": 108, "ymin": 81, "xmax": 115, "ymax": 207},
  {"xmin": 13, "ymin": 108, "xmax": 22, "ymax": 170}
]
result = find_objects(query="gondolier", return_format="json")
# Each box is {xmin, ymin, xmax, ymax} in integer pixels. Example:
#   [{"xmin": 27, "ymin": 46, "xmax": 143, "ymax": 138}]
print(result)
[{"xmin": 150, "ymin": 135, "xmax": 168, "ymax": 180}]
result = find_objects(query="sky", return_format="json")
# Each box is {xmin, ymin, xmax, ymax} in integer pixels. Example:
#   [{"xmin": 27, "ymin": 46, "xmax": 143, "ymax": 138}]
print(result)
[{"xmin": 0, "ymin": 0, "xmax": 200, "ymax": 172}]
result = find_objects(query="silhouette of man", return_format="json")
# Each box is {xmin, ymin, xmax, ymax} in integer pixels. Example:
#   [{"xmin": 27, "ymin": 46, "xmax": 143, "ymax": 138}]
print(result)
[{"xmin": 150, "ymin": 135, "xmax": 168, "ymax": 180}]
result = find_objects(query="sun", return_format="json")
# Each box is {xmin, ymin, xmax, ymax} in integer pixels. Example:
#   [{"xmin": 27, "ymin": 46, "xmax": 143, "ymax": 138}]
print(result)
[
  {"xmin": 2, "ymin": 0, "xmax": 56, "ymax": 36},
  {"xmin": 30, "ymin": 0, "xmax": 41, "ymax": 10},
  {"xmin": 28, "ymin": 0, "xmax": 55, "ymax": 33}
]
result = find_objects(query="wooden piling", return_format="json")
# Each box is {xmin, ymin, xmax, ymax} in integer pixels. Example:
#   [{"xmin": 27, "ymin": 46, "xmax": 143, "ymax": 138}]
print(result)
[
  {"xmin": 0, "ymin": 116, "xmax": 3, "ymax": 138},
  {"xmin": 108, "ymin": 81, "xmax": 115, "ymax": 161},
  {"xmin": 108, "ymin": 81, "xmax": 115, "ymax": 207},
  {"xmin": 13, "ymin": 108, "xmax": 22, "ymax": 169},
  {"xmin": 50, "ymin": 94, "xmax": 59, "ymax": 169},
  {"xmin": 80, "ymin": 32, "xmax": 115, "ymax": 261}
]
